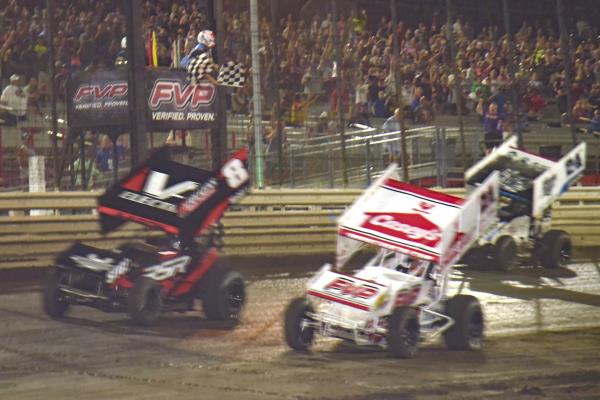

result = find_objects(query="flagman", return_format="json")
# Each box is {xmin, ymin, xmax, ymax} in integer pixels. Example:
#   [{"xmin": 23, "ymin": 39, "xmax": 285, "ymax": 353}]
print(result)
[{"xmin": 181, "ymin": 30, "xmax": 220, "ymax": 86}]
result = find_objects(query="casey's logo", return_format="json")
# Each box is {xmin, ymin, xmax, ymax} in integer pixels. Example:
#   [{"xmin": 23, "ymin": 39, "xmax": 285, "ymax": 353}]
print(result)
[
  {"xmin": 149, "ymin": 80, "xmax": 215, "ymax": 109},
  {"xmin": 361, "ymin": 212, "xmax": 441, "ymax": 247},
  {"xmin": 413, "ymin": 201, "xmax": 435, "ymax": 214}
]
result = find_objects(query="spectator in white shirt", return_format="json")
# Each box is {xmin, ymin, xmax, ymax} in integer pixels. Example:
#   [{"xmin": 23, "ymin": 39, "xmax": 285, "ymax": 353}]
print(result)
[
  {"xmin": 381, "ymin": 108, "xmax": 403, "ymax": 165},
  {"xmin": 0, "ymin": 75, "xmax": 27, "ymax": 125}
]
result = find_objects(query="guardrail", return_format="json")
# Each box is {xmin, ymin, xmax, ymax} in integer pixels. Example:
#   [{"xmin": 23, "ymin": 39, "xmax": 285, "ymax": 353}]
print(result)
[{"xmin": 0, "ymin": 187, "xmax": 599, "ymax": 270}]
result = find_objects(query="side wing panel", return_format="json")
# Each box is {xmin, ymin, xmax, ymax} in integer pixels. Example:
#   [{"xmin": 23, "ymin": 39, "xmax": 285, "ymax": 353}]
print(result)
[{"xmin": 532, "ymin": 142, "xmax": 586, "ymax": 218}]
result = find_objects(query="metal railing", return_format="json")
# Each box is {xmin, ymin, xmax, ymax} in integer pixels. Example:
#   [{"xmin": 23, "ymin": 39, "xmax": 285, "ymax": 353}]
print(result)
[{"xmin": 264, "ymin": 125, "xmax": 475, "ymax": 188}]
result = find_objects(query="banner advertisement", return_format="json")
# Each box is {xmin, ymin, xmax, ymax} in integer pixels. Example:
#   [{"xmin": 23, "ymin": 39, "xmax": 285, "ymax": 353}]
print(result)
[
  {"xmin": 67, "ymin": 68, "xmax": 217, "ymax": 131},
  {"xmin": 145, "ymin": 68, "xmax": 217, "ymax": 131},
  {"xmin": 67, "ymin": 67, "xmax": 129, "ymax": 129}
]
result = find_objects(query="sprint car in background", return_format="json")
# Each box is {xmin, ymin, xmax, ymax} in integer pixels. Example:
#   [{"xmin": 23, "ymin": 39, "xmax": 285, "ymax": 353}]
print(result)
[
  {"xmin": 463, "ymin": 136, "xmax": 586, "ymax": 271},
  {"xmin": 284, "ymin": 164, "xmax": 500, "ymax": 358},
  {"xmin": 43, "ymin": 148, "xmax": 250, "ymax": 326}
]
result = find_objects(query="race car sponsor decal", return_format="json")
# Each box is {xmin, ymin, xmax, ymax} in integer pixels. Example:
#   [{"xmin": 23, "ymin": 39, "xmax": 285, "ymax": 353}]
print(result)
[
  {"xmin": 143, "ymin": 256, "xmax": 191, "ymax": 281},
  {"xmin": 106, "ymin": 259, "xmax": 131, "ymax": 285},
  {"xmin": 141, "ymin": 170, "xmax": 200, "ymax": 200},
  {"xmin": 70, "ymin": 253, "xmax": 116, "ymax": 272},
  {"xmin": 307, "ymin": 290, "xmax": 370, "ymax": 311},
  {"xmin": 308, "ymin": 275, "xmax": 381, "ymax": 311},
  {"xmin": 532, "ymin": 142, "xmax": 586, "ymax": 217},
  {"xmin": 178, "ymin": 178, "xmax": 218, "ymax": 216},
  {"xmin": 565, "ymin": 153, "xmax": 583, "ymax": 176},
  {"xmin": 70, "ymin": 253, "xmax": 131, "ymax": 284},
  {"xmin": 361, "ymin": 212, "xmax": 442, "ymax": 248},
  {"xmin": 179, "ymin": 153, "xmax": 249, "ymax": 217},
  {"xmin": 324, "ymin": 277, "xmax": 380, "ymax": 299},
  {"xmin": 339, "ymin": 227, "xmax": 439, "ymax": 261},
  {"xmin": 117, "ymin": 167, "xmax": 201, "ymax": 214},
  {"xmin": 412, "ymin": 201, "xmax": 435, "ymax": 214}
]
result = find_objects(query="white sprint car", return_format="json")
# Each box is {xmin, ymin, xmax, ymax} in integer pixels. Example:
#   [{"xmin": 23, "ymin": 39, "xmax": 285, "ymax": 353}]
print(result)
[
  {"xmin": 284, "ymin": 165, "xmax": 500, "ymax": 358},
  {"xmin": 464, "ymin": 136, "xmax": 586, "ymax": 271}
]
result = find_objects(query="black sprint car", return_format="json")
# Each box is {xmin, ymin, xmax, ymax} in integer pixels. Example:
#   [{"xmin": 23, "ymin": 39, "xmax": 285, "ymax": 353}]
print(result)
[{"xmin": 43, "ymin": 147, "xmax": 249, "ymax": 326}]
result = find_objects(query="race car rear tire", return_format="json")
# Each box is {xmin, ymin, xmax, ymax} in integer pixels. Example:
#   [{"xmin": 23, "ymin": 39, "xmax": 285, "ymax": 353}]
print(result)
[
  {"xmin": 461, "ymin": 244, "xmax": 494, "ymax": 269},
  {"xmin": 443, "ymin": 295, "xmax": 484, "ymax": 351},
  {"xmin": 387, "ymin": 307, "xmax": 420, "ymax": 359},
  {"xmin": 284, "ymin": 297, "xmax": 315, "ymax": 352},
  {"xmin": 539, "ymin": 230, "xmax": 571, "ymax": 269},
  {"xmin": 493, "ymin": 236, "xmax": 517, "ymax": 272},
  {"xmin": 128, "ymin": 277, "xmax": 163, "ymax": 326},
  {"xmin": 201, "ymin": 265, "xmax": 245, "ymax": 322},
  {"xmin": 43, "ymin": 268, "xmax": 70, "ymax": 318}
]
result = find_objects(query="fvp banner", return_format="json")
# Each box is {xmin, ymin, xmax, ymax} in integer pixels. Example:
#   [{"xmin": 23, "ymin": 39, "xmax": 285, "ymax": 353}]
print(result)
[
  {"xmin": 146, "ymin": 68, "xmax": 216, "ymax": 131},
  {"xmin": 67, "ymin": 67, "xmax": 217, "ymax": 131}
]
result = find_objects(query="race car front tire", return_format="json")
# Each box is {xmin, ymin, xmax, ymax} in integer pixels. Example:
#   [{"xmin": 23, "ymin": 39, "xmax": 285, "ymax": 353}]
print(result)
[
  {"xmin": 493, "ymin": 236, "xmax": 517, "ymax": 272},
  {"xmin": 128, "ymin": 277, "xmax": 163, "ymax": 326},
  {"xmin": 284, "ymin": 297, "xmax": 315, "ymax": 352},
  {"xmin": 43, "ymin": 268, "xmax": 70, "ymax": 319},
  {"xmin": 201, "ymin": 265, "xmax": 246, "ymax": 322},
  {"xmin": 443, "ymin": 294, "xmax": 484, "ymax": 351},
  {"xmin": 539, "ymin": 230, "xmax": 571, "ymax": 269},
  {"xmin": 387, "ymin": 306, "xmax": 420, "ymax": 358}
]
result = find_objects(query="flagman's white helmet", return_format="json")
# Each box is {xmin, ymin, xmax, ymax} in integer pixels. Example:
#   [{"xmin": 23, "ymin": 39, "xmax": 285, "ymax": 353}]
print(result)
[
  {"xmin": 197, "ymin": 30, "xmax": 215, "ymax": 48},
  {"xmin": 121, "ymin": 36, "xmax": 127, "ymax": 49}
]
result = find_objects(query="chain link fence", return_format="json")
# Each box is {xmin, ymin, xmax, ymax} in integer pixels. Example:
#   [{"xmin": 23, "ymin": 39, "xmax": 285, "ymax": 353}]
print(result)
[{"xmin": 1, "ymin": 0, "xmax": 599, "ymax": 192}]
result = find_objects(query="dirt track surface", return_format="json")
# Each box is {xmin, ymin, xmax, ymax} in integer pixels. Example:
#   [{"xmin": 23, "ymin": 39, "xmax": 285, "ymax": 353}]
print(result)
[{"xmin": 1, "ymin": 257, "xmax": 600, "ymax": 400}]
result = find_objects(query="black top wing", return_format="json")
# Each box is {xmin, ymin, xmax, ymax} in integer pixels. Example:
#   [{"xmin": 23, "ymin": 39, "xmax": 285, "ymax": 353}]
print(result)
[{"xmin": 98, "ymin": 147, "xmax": 249, "ymax": 243}]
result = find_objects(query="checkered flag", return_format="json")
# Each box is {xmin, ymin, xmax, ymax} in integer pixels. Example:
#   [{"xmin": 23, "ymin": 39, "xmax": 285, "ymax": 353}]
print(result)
[
  {"xmin": 217, "ymin": 61, "xmax": 246, "ymax": 87},
  {"xmin": 187, "ymin": 52, "xmax": 214, "ymax": 85}
]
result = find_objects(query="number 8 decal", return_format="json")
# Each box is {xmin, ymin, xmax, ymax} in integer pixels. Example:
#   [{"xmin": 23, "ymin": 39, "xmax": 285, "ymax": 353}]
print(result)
[{"xmin": 222, "ymin": 158, "xmax": 249, "ymax": 189}]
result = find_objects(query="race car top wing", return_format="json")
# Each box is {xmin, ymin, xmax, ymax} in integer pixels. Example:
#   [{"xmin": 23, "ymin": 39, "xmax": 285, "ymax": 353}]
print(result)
[
  {"xmin": 466, "ymin": 136, "xmax": 586, "ymax": 219},
  {"xmin": 465, "ymin": 136, "xmax": 554, "ymax": 189},
  {"xmin": 97, "ymin": 147, "xmax": 249, "ymax": 243},
  {"xmin": 337, "ymin": 164, "xmax": 465, "ymax": 265}
]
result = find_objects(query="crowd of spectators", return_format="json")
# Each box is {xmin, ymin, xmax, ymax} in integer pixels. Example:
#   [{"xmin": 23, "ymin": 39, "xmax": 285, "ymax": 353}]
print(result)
[
  {"xmin": 242, "ymin": 9, "xmax": 600, "ymax": 138},
  {"xmin": 0, "ymin": 0, "xmax": 206, "ymax": 121},
  {"xmin": 1, "ymin": 0, "xmax": 600, "ymax": 137}
]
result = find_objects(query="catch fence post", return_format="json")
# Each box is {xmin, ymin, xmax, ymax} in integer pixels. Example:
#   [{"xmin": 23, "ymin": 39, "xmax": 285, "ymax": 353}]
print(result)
[
  {"xmin": 441, "ymin": 128, "xmax": 448, "ymax": 187},
  {"xmin": 289, "ymin": 144, "xmax": 295, "ymax": 188},
  {"xmin": 328, "ymin": 136, "xmax": 334, "ymax": 188},
  {"xmin": 435, "ymin": 128, "xmax": 442, "ymax": 186},
  {"xmin": 365, "ymin": 139, "xmax": 372, "ymax": 186}
]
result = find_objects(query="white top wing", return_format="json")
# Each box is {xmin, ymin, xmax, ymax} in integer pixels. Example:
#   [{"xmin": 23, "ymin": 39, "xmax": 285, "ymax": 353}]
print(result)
[{"xmin": 337, "ymin": 165, "xmax": 500, "ymax": 268}]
